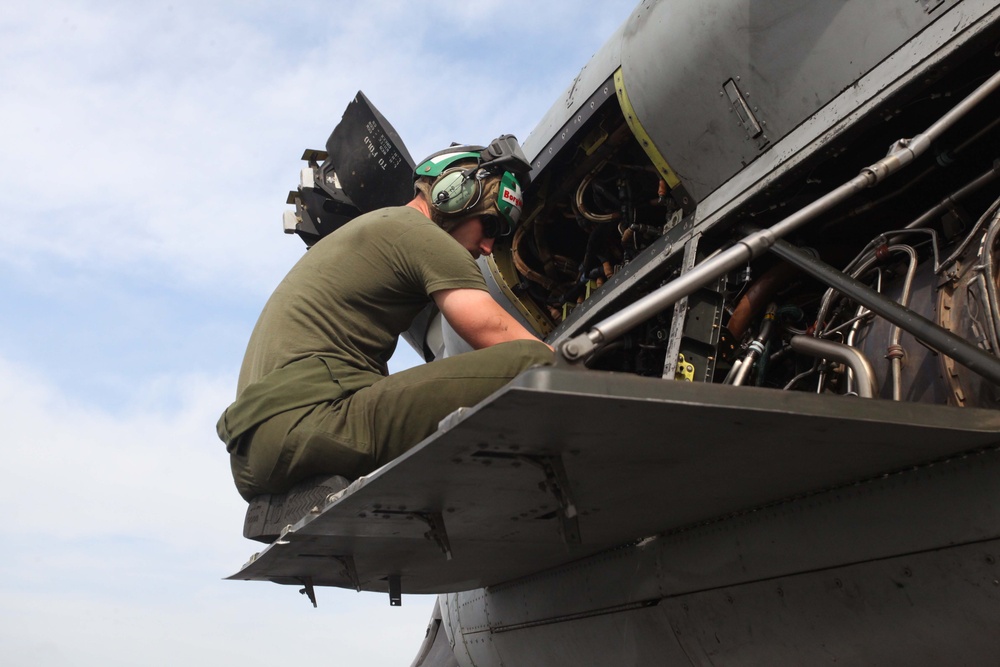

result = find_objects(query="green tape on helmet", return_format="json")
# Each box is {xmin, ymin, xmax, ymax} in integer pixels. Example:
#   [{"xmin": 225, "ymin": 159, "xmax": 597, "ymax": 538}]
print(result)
[{"xmin": 415, "ymin": 151, "xmax": 480, "ymax": 179}]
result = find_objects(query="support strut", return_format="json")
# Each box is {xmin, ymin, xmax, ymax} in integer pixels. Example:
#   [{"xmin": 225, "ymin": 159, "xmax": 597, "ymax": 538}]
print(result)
[{"xmin": 769, "ymin": 238, "xmax": 1000, "ymax": 387}]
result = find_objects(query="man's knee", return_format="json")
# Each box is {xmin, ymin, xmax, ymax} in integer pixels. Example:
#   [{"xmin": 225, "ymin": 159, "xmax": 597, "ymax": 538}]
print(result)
[
  {"xmin": 517, "ymin": 338, "xmax": 554, "ymax": 362},
  {"xmin": 493, "ymin": 338, "xmax": 554, "ymax": 373}
]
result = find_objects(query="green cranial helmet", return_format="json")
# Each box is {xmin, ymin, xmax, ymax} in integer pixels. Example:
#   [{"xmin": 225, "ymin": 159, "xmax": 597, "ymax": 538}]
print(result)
[{"xmin": 414, "ymin": 135, "xmax": 530, "ymax": 235}]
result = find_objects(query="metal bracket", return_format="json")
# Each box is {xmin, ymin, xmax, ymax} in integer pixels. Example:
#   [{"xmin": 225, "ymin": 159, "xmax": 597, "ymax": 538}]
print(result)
[
  {"xmin": 297, "ymin": 576, "xmax": 317, "ymax": 608},
  {"xmin": 663, "ymin": 235, "xmax": 701, "ymax": 379},
  {"xmin": 675, "ymin": 354, "xmax": 695, "ymax": 381},
  {"xmin": 331, "ymin": 554, "xmax": 362, "ymax": 592},
  {"xmin": 418, "ymin": 512, "xmax": 453, "ymax": 561},
  {"xmin": 388, "ymin": 574, "xmax": 402, "ymax": 606},
  {"xmin": 373, "ymin": 510, "xmax": 453, "ymax": 561},
  {"xmin": 522, "ymin": 454, "xmax": 581, "ymax": 545},
  {"xmin": 468, "ymin": 450, "xmax": 582, "ymax": 544}
]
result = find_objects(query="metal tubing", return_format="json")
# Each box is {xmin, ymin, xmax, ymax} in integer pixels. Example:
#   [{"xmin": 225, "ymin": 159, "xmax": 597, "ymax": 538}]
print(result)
[
  {"xmin": 903, "ymin": 164, "xmax": 1000, "ymax": 232},
  {"xmin": 558, "ymin": 64, "xmax": 1000, "ymax": 364},
  {"xmin": 560, "ymin": 236, "xmax": 770, "ymax": 360},
  {"xmin": 770, "ymin": 238, "xmax": 1000, "ymax": 387},
  {"xmin": 768, "ymin": 173, "xmax": 875, "ymax": 239},
  {"xmin": 731, "ymin": 348, "xmax": 755, "ymax": 387},
  {"xmin": 560, "ymin": 164, "xmax": 878, "ymax": 361},
  {"xmin": 816, "ymin": 254, "xmax": 882, "ymax": 338},
  {"xmin": 733, "ymin": 306, "xmax": 777, "ymax": 386},
  {"xmin": 789, "ymin": 336, "xmax": 878, "ymax": 399},
  {"xmin": 887, "ymin": 246, "xmax": 920, "ymax": 401},
  {"xmin": 937, "ymin": 192, "xmax": 1000, "ymax": 274},
  {"xmin": 846, "ymin": 299, "xmax": 874, "ymax": 396},
  {"xmin": 980, "ymin": 210, "xmax": 1000, "ymax": 352},
  {"xmin": 918, "ymin": 68, "xmax": 1000, "ymax": 149}
]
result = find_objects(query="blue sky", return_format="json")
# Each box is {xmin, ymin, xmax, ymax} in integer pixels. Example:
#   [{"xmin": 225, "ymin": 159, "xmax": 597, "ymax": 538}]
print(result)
[{"xmin": 0, "ymin": 1, "xmax": 637, "ymax": 665}]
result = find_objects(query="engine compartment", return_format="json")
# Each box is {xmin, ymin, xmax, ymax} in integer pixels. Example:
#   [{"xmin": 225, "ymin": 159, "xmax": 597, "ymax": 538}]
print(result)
[{"xmin": 496, "ymin": 29, "xmax": 1000, "ymax": 407}]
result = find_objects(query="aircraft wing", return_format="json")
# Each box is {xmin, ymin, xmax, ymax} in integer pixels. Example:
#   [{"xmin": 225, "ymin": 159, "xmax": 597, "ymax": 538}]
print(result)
[{"xmin": 228, "ymin": 366, "xmax": 1000, "ymax": 601}]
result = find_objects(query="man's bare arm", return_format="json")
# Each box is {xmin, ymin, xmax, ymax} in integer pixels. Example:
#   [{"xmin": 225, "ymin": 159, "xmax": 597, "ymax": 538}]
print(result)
[{"xmin": 433, "ymin": 288, "xmax": 550, "ymax": 350}]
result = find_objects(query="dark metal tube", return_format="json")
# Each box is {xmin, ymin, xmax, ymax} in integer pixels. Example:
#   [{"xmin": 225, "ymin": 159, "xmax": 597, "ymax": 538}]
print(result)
[
  {"xmin": 769, "ymin": 238, "xmax": 1000, "ymax": 387},
  {"xmin": 903, "ymin": 164, "xmax": 1000, "ymax": 232}
]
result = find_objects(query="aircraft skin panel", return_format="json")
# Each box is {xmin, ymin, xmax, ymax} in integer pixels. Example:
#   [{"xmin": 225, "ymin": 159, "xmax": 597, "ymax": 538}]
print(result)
[
  {"xmin": 617, "ymin": 0, "xmax": 972, "ymax": 202},
  {"xmin": 407, "ymin": 598, "xmax": 460, "ymax": 667},
  {"xmin": 230, "ymin": 367, "xmax": 1000, "ymax": 597},
  {"xmin": 447, "ymin": 539, "xmax": 1000, "ymax": 666},
  {"xmin": 659, "ymin": 540, "xmax": 1000, "ymax": 665},
  {"xmin": 681, "ymin": 0, "xmax": 1000, "ymax": 237},
  {"xmin": 457, "ymin": 447, "xmax": 1000, "ymax": 625},
  {"xmin": 443, "ymin": 446, "xmax": 1000, "ymax": 666}
]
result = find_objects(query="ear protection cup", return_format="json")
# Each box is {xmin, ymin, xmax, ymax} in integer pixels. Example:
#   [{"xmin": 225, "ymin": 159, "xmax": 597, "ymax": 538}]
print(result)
[{"xmin": 430, "ymin": 167, "xmax": 481, "ymax": 215}]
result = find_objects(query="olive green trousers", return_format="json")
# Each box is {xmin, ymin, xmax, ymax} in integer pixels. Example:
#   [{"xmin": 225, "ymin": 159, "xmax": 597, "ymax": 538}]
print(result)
[{"xmin": 230, "ymin": 339, "xmax": 552, "ymax": 500}]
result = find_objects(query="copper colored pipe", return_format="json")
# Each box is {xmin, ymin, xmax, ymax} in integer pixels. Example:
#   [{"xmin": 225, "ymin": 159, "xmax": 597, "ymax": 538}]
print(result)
[{"xmin": 728, "ymin": 262, "xmax": 799, "ymax": 339}]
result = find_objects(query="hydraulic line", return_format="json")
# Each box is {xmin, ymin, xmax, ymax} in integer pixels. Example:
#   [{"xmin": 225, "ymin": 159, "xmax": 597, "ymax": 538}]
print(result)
[
  {"xmin": 783, "ymin": 363, "xmax": 818, "ymax": 391},
  {"xmin": 838, "ymin": 119, "xmax": 1000, "ymax": 228},
  {"xmin": 732, "ymin": 304, "xmax": 777, "ymax": 386},
  {"xmin": 822, "ymin": 310, "xmax": 875, "ymax": 339},
  {"xmin": 842, "ymin": 269, "xmax": 882, "ymax": 396},
  {"xmin": 723, "ymin": 358, "xmax": 744, "ymax": 385},
  {"xmin": 842, "ymin": 228, "xmax": 943, "ymax": 277},
  {"xmin": 937, "ymin": 191, "xmax": 1000, "ymax": 274},
  {"xmin": 512, "ymin": 222, "xmax": 557, "ymax": 291},
  {"xmin": 904, "ymin": 163, "xmax": 1000, "ymax": 233},
  {"xmin": 789, "ymin": 336, "xmax": 878, "ymax": 398},
  {"xmin": 845, "ymin": 302, "xmax": 872, "ymax": 396},
  {"xmin": 816, "ymin": 255, "xmax": 883, "ymax": 338},
  {"xmin": 824, "ymin": 245, "xmax": 917, "ymax": 400},
  {"xmin": 886, "ymin": 245, "xmax": 919, "ymax": 401},
  {"xmin": 981, "ymin": 210, "xmax": 1000, "ymax": 352},
  {"xmin": 575, "ymin": 172, "xmax": 619, "ymax": 224}
]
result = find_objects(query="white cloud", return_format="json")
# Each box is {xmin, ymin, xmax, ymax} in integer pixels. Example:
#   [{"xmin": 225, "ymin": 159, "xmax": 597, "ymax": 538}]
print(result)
[
  {"xmin": 0, "ymin": 0, "xmax": 635, "ymax": 296},
  {"xmin": 0, "ymin": 352, "xmax": 437, "ymax": 666},
  {"xmin": 0, "ymin": 354, "xmax": 238, "ymax": 545}
]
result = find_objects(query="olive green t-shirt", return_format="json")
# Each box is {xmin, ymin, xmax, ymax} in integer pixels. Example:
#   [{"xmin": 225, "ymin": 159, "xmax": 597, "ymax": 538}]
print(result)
[{"xmin": 217, "ymin": 206, "xmax": 487, "ymax": 446}]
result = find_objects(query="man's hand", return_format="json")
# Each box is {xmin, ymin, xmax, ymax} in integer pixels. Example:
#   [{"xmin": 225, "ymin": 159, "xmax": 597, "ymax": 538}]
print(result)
[{"xmin": 432, "ymin": 288, "xmax": 550, "ymax": 350}]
